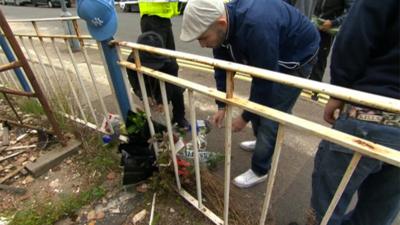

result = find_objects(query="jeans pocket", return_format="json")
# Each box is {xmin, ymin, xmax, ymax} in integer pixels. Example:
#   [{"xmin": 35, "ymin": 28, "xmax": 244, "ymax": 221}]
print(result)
[{"xmin": 328, "ymin": 116, "xmax": 358, "ymax": 154}]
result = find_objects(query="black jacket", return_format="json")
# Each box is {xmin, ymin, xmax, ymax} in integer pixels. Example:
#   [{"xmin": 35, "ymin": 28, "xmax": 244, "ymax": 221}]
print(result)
[
  {"xmin": 330, "ymin": 0, "xmax": 400, "ymax": 100},
  {"xmin": 314, "ymin": 0, "xmax": 355, "ymax": 27}
]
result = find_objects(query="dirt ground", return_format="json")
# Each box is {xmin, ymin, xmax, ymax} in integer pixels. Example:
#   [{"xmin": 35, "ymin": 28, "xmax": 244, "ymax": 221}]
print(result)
[{"xmin": 0, "ymin": 96, "xmax": 227, "ymax": 225}]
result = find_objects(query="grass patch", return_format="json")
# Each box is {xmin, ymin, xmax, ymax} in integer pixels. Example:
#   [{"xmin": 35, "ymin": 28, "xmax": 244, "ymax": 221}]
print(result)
[
  {"xmin": 9, "ymin": 186, "xmax": 106, "ymax": 225},
  {"xmin": 1, "ymin": 119, "xmax": 120, "ymax": 225},
  {"xmin": 18, "ymin": 99, "xmax": 44, "ymax": 116}
]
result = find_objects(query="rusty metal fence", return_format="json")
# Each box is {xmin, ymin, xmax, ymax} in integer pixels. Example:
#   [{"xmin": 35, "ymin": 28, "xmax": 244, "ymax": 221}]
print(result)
[{"xmin": 1, "ymin": 16, "xmax": 399, "ymax": 225}]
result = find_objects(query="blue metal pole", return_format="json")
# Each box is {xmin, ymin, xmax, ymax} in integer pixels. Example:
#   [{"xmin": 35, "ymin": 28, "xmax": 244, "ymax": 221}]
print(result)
[
  {"xmin": 100, "ymin": 38, "xmax": 130, "ymax": 121},
  {"xmin": 0, "ymin": 35, "xmax": 31, "ymax": 92}
]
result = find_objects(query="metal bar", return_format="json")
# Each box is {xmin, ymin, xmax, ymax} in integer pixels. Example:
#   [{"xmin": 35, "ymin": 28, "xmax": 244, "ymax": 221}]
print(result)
[
  {"xmin": 321, "ymin": 153, "xmax": 362, "ymax": 225},
  {"xmin": 0, "ymin": 55, "xmax": 17, "ymax": 89},
  {"xmin": 0, "ymin": 35, "xmax": 31, "ymax": 91},
  {"xmin": 12, "ymin": 34, "xmax": 92, "ymax": 40},
  {"xmin": 52, "ymin": 38, "xmax": 87, "ymax": 121},
  {"xmin": 0, "ymin": 10, "xmax": 65, "ymax": 145},
  {"xmin": 223, "ymin": 104, "xmax": 233, "ymax": 225},
  {"xmin": 99, "ymin": 40, "xmax": 131, "ymax": 120},
  {"xmin": 0, "ymin": 117, "xmax": 55, "ymax": 134},
  {"xmin": 188, "ymin": 90, "xmax": 202, "ymax": 208},
  {"xmin": 29, "ymin": 37, "xmax": 59, "ymax": 101},
  {"xmin": 179, "ymin": 189, "xmax": 224, "ymax": 225},
  {"xmin": 160, "ymin": 80, "xmax": 182, "ymax": 190},
  {"xmin": 119, "ymin": 61, "xmax": 400, "ymax": 167},
  {"xmin": 18, "ymin": 36, "xmax": 46, "ymax": 95},
  {"xmin": 2, "ymin": 93, "xmax": 23, "ymax": 124},
  {"xmin": 114, "ymin": 41, "xmax": 400, "ymax": 113},
  {"xmin": 81, "ymin": 43, "xmax": 112, "ymax": 129},
  {"xmin": 34, "ymin": 33, "xmax": 66, "ymax": 112},
  {"xmin": 0, "ymin": 61, "xmax": 21, "ymax": 73},
  {"xmin": 0, "ymin": 55, "xmax": 19, "ymax": 89},
  {"xmin": 115, "ymin": 45, "xmax": 135, "ymax": 112},
  {"xmin": 64, "ymin": 38, "xmax": 99, "ymax": 127},
  {"xmin": 47, "ymin": 38, "xmax": 69, "ymax": 113},
  {"xmin": 259, "ymin": 125, "xmax": 285, "ymax": 225},
  {"xmin": 132, "ymin": 49, "xmax": 160, "ymax": 155},
  {"xmin": 223, "ymin": 70, "xmax": 235, "ymax": 225},
  {"xmin": 97, "ymin": 41, "xmax": 123, "ymax": 118},
  {"xmin": 0, "ymin": 87, "xmax": 35, "ymax": 96},
  {"xmin": 0, "ymin": 69, "xmax": 6, "ymax": 84},
  {"xmin": 8, "ymin": 16, "xmax": 81, "ymax": 23},
  {"xmin": 61, "ymin": 113, "xmax": 129, "ymax": 143},
  {"xmin": 8, "ymin": 68, "xmax": 21, "ymax": 90},
  {"xmin": 30, "ymin": 22, "xmax": 60, "ymax": 104},
  {"xmin": 21, "ymin": 38, "xmax": 50, "ymax": 96}
]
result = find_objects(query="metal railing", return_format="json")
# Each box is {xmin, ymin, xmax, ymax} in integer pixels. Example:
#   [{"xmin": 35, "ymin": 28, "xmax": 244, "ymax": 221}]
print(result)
[
  {"xmin": 1, "ymin": 16, "xmax": 399, "ymax": 225},
  {"xmin": 112, "ymin": 41, "xmax": 400, "ymax": 225},
  {"xmin": 1, "ymin": 16, "xmax": 126, "ymax": 136}
]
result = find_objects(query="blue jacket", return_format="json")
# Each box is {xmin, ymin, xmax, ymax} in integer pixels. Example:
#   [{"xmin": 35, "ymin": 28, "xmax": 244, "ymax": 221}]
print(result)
[
  {"xmin": 214, "ymin": 0, "xmax": 319, "ymax": 121},
  {"xmin": 330, "ymin": 0, "xmax": 399, "ymax": 100}
]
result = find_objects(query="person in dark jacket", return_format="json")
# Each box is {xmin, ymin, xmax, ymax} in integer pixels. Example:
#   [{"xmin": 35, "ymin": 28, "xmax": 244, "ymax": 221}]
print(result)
[
  {"xmin": 180, "ymin": 0, "xmax": 319, "ymax": 188},
  {"xmin": 309, "ymin": 0, "xmax": 400, "ymax": 224},
  {"xmin": 310, "ymin": 0, "xmax": 354, "ymax": 88},
  {"xmin": 126, "ymin": 31, "xmax": 188, "ymax": 129}
]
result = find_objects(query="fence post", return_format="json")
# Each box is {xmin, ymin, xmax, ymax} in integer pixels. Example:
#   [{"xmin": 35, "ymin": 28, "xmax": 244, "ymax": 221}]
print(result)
[
  {"xmin": 0, "ymin": 35, "xmax": 31, "ymax": 92},
  {"xmin": 98, "ymin": 39, "xmax": 132, "ymax": 121}
]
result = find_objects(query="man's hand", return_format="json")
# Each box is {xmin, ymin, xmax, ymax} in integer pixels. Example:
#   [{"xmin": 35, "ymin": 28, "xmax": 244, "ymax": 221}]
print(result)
[
  {"xmin": 320, "ymin": 20, "xmax": 333, "ymax": 32},
  {"xmin": 212, "ymin": 109, "xmax": 226, "ymax": 128},
  {"xmin": 324, "ymin": 98, "xmax": 344, "ymax": 124},
  {"xmin": 232, "ymin": 116, "xmax": 248, "ymax": 132}
]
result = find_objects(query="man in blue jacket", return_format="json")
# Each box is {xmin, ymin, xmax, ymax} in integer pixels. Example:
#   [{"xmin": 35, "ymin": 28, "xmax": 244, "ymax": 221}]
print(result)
[
  {"xmin": 309, "ymin": 0, "xmax": 400, "ymax": 224},
  {"xmin": 181, "ymin": 0, "xmax": 319, "ymax": 188}
]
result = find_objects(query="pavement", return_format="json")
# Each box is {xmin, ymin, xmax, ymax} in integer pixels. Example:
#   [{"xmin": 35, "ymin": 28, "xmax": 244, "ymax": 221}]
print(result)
[{"xmin": 1, "ymin": 5, "xmax": 399, "ymax": 225}]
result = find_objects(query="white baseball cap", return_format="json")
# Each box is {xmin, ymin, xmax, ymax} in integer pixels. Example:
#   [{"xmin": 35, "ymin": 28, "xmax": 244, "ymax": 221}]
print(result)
[{"xmin": 180, "ymin": 0, "xmax": 225, "ymax": 42}]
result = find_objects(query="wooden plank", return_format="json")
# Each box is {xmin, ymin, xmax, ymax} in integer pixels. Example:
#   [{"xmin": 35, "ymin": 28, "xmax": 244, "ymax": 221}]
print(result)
[
  {"xmin": 0, "ymin": 150, "xmax": 26, "ymax": 162},
  {"xmin": 0, "ymin": 166, "xmax": 24, "ymax": 184},
  {"xmin": 117, "ymin": 61, "xmax": 400, "ymax": 167},
  {"xmin": 5, "ymin": 145, "xmax": 36, "ymax": 151},
  {"xmin": 25, "ymin": 139, "xmax": 81, "ymax": 177}
]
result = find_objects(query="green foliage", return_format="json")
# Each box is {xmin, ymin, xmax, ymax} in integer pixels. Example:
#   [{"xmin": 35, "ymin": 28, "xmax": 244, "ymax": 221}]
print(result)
[
  {"xmin": 206, "ymin": 153, "xmax": 225, "ymax": 171},
  {"xmin": 19, "ymin": 99, "xmax": 44, "ymax": 116},
  {"xmin": 126, "ymin": 111, "xmax": 147, "ymax": 135},
  {"xmin": 151, "ymin": 213, "xmax": 161, "ymax": 225},
  {"xmin": 9, "ymin": 187, "xmax": 106, "ymax": 225}
]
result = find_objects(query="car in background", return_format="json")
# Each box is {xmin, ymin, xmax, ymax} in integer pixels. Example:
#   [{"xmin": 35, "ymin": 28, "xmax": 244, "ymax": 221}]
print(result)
[
  {"xmin": 2, "ymin": 0, "xmax": 31, "ymax": 6},
  {"xmin": 118, "ymin": 0, "xmax": 139, "ymax": 12},
  {"xmin": 32, "ymin": 0, "xmax": 71, "ymax": 8}
]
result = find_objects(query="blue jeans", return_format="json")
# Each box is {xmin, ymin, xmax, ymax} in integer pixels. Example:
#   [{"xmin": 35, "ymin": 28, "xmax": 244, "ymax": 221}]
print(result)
[
  {"xmin": 250, "ymin": 62, "xmax": 314, "ymax": 175},
  {"xmin": 311, "ymin": 115, "xmax": 400, "ymax": 225}
]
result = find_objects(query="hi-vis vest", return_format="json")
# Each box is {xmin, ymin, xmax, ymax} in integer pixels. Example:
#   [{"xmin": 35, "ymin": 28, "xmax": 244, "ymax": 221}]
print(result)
[{"xmin": 139, "ymin": 0, "xmax": 180, "ymax": 19}]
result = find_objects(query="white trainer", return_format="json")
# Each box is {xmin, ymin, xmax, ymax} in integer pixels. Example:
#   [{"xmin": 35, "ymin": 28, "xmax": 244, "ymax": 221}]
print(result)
[
  {"xmin": 239, "ymin": 140, "xmax": 256, "ymax": 152},
  {"xmin": 233, "ymin": 169, "xmax": 268, "ymax": 188}
]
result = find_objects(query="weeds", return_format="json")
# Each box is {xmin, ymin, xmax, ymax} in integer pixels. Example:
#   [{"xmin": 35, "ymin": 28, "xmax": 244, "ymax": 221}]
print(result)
[
  {"xmin": 18, "ymin": 98, "xmax": 44, "ymax": 116},
  {"xmin": 9, "ymin": 186, "xmax": 106, "ymax": 225}
]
